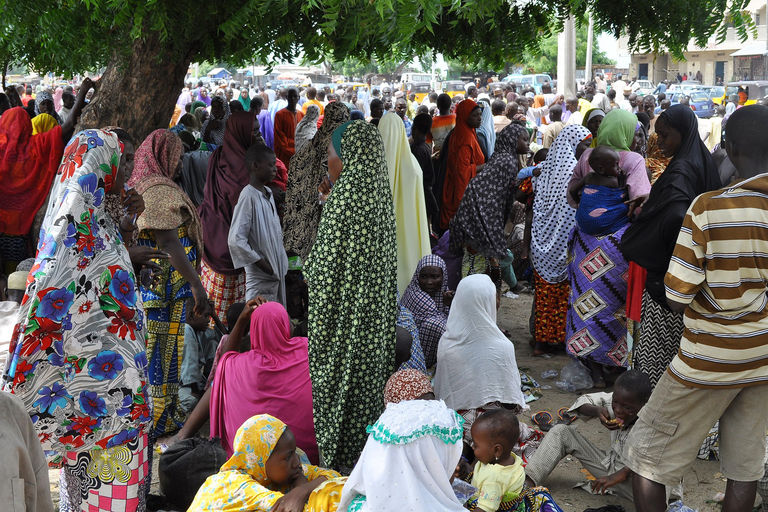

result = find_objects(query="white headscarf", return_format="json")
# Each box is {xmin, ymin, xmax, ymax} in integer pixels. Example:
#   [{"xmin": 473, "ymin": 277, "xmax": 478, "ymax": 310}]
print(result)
[
  {"xmin": 433, "ymin": 274, "xmax": 527, "ymax": 411},
  {"xmin": 530, "ymin": 124, "xmax": 592, "ymax": 283},
  {"xmin": 338, "ymin": 400, "xmax": 466, "ymax": 512},
  {"xmin": 378, "ymin": 112, "xmax": 431, "ymax": 293},
  {"xmin": 294, "ymin": 104, "xmax": 319, "ymax": 153}
]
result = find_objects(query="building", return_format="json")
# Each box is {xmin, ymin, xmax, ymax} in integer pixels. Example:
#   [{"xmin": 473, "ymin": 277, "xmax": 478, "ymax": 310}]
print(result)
[{"xmin": 625, "ymin": 0, "xmax": 767, "ymax": 84}]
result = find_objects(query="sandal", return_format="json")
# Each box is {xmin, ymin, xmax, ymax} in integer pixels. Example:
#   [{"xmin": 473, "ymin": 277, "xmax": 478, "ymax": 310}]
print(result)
[
  {"xmin": 531, "ymin": 411, "xmax": 554, "ymax": 432},
  {"xmin": 557, "ymin": 407, "xmax": 577, "ymax": 425}
]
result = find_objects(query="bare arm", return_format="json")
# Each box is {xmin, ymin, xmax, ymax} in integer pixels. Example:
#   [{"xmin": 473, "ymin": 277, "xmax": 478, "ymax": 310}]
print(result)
[
  {"xmin": 61, "ymin": 78, "xmax": 95, "ymax": 142},
  {"xmin": 217, "ymin": 297, "xmax": 266, "ymax": 355}
]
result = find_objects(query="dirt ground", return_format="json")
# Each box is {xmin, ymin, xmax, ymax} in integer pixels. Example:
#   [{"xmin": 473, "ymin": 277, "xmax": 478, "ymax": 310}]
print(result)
[
  {"xmin": 48, "ymin": 292, "xmax": 733, "ymax": 511},
  {"xmin": 496, "ymin": 292, "xmax": 729, "ymax": 512}
]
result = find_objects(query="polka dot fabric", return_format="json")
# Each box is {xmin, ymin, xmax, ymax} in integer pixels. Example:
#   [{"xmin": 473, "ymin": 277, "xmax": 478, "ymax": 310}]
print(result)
[
  {"xmin": 531, "ymin": 124, "xmax": 592, "ymax": 284},
  {"xmin": 304, "ymin": 120, "xmax": 398, "ymax": 469}
]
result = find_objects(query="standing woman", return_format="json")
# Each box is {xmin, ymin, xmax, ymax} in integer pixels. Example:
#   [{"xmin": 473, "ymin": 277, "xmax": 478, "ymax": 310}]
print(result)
[
  {"xmin": 450, "ymin": 123, "xmax": 529, "ymax": 289},
  {"xmin": 201, "ymin": 96, "xmax": 231, "ymax": 146},
  {"xmin": 439, "ymin": 99, "xmax": 485, "ymax": 230},
  {"xmin": 304, "ymin": 120, "xmax": 397, "ymax": 469},
  {"xmin": 5, "ymin": 129, "xmax": 152, "ymax": 511},
  {"xmin": 283, "ymin": 102, "xmax": 350, "ymax": 262},
  {"xmin": 128, "ymin": 129, "xmax": 210, "ymax": 438},
  {"xmin": 530, "ymin": 125, "xmax": 593, "ymax": 354},
  {"xmin": 378, "ymin": 112, "xmax": 432, "ymax": 292},
  {"xmin": 620, "ymin": 105, "xmax": 721, "ymax": 386},
  {"xmin": 198, "ymin": 111, "xmax": 260, "ymax": 325},
  {"xmin": 0, "ymin": 79, "xmax": 94, "ymax": 274}
]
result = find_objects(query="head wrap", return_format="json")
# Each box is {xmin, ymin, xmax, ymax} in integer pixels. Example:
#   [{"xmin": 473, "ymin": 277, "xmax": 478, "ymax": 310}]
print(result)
[
  {"xmin": 31, "ymin": 113, "xmax": 58, "ymax": 135},
  {"xmin": 384, "ymin": 369, "xmax": 433, "ymax": 404},
  {"xmin": 595, "ymin": 108, "xmax": 636, "ymax": 151}
]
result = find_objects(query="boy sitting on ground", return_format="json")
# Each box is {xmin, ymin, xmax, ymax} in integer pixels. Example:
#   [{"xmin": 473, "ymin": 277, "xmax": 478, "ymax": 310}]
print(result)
[
  {"xmin": 524, "ymin": 370, "xmax": 652, "ymax": 501},
  {"xmin": 469, "ymin": 409, "xmax": 526, "ymax": 512}
]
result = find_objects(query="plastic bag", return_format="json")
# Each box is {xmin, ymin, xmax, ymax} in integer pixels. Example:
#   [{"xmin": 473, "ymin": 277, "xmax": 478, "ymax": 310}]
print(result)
[
  {"xmin": 541, "ymin": 369, "xmax": 559, "ymax": 379},
  {"xmin": 555, "ymin": 360, "xmax": 594, "ymax": 392},
  {"xmin": 666, "ymin": 500, "xmax": 698, "ymax": 512}
]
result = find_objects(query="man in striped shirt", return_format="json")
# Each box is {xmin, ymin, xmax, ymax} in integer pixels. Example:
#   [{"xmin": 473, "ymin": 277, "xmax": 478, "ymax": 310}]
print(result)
[{"xmin": 626, "ymin": 105, "xmax": 768, "ymax": 512}]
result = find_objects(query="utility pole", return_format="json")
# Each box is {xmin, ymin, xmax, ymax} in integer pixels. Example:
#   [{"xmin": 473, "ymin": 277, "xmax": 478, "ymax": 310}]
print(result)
[
  {"xmin": 557, "ymin": 16, "xmax": 576, "ymax": 97},
  {"xmin": 585, "ymin": 14, "xmax": 594, "ymax": 83}
]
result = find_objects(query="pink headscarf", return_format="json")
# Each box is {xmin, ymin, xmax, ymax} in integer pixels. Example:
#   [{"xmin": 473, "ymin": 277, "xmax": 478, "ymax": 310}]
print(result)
[
  {"xmin": 53, "ymin": 87, "xmax": 63, "ymax": 112},
  {"xmin": 209, "ymin": 302, "xmax": 319, "ymax": 462}
]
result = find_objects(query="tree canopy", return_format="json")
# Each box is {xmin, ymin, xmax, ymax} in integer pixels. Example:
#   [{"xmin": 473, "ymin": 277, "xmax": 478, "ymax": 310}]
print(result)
[
  {"xmin": 1, "ymin": 0, "xmax": 754, "ymax": 77},
  {"xmin": 0, "ymin": 0, "xmax": 754, "ymax": 139}
]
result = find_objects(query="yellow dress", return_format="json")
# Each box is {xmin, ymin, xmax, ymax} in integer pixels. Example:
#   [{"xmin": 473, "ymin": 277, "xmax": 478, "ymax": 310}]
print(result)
[
  {"xmin": 187, "ymin": 414, "xmax": 346, "ymax": 512},
  {"xmin": 378, "ymin": 113, "xmax": 432, "ymax": 293}
]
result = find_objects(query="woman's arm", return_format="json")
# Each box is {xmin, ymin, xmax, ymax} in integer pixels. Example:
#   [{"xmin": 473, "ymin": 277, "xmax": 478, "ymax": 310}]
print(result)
[
  {"xmin": 153, "ymin": 228, "xmax": 210, "ymax": 317},
  {"xmin": 217, "ymin": 297, "xmax": 266, "ymax": 355},
  {"xmin": 61, "ymin": 78, "xmax": 95, "ymax": 142}
]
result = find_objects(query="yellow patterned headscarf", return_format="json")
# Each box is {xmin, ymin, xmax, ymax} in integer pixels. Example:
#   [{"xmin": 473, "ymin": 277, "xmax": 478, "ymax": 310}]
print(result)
[
  {"xmin": 31, "ymin": 113, "xmax": 58, "ymax": 135},
  {"xmin": 220, "ymin": 414, "xmax": 287, "ymax": 484}
]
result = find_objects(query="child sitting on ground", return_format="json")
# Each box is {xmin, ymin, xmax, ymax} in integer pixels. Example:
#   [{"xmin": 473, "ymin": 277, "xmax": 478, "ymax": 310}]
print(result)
[
  {"xmin": 571, "ymin": 145, "xmax": 629, "ymax": 236},
  {"xmin": 469, "ymin": 409, "xmax": 525, "ymax": 512},
  {"xmin": 179, "ymin": 298, "xmax": 220, "ymax": 412},
  {"xmin": 524, "ymin": 369, "xmax": 652, "ymax": 501}
]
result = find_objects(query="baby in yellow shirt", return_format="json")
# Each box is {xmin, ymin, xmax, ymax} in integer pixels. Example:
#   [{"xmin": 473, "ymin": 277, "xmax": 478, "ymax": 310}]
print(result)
[{"xmin": 470, "ymin": 409, "xmax": 526, "ymax": 512}]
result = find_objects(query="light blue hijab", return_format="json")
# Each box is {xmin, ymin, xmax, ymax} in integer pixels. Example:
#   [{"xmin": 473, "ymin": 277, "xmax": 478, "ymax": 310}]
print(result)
[{"xmin": 476, "ymin": 101, "xmax": 496, "ymax": 159}]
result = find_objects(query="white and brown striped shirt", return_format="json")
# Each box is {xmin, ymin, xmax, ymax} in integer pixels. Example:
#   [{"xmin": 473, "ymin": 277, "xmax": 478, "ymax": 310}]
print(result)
[{"xmin": 665, "ymin": 173, "xmax": 768, "ymax": 388}]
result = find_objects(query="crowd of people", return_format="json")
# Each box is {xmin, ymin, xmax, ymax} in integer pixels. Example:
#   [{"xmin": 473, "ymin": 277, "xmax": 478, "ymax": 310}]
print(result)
[{"xmin": 0, "ymin": 71, "xmax": 767, "ymax": 512}]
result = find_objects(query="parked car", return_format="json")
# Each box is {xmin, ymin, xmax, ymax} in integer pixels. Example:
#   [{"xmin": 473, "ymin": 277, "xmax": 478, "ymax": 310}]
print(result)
[
  {"xmin": 655, "ymin": 90, "xmax": 715, "ymax": 118},
  {"xmin": 631, "ymin": 79, "xmax": 655, "ymax": 96}
]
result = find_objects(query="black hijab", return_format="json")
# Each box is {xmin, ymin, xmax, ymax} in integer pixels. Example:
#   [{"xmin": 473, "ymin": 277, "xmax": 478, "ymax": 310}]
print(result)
[{"xmin": 621, "ymin": 104, "xmax": 722, "ymax": 302}]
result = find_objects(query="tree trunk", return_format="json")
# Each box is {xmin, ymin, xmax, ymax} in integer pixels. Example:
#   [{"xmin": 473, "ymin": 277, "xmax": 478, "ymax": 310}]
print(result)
[
  {"xmin": 78, "ymin": 33, "xmax": 194, "ymax": 143},
  {"xmin": 2, "ymin": 60, "xmax": 7, "ymax": 90}
]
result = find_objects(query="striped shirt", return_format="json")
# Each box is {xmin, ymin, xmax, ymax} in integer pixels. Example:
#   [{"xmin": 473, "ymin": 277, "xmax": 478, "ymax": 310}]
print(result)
[{"xmin": 665, "ymin": 173, "xmax": 768, "ymax": 388}]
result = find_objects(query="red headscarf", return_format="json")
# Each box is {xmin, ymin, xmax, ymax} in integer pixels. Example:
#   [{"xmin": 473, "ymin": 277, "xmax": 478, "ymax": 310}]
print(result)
[
  {"xmin": 127, "ymin": 128, "xmax": 183, "ymax": 193},
  {"xmin": 209, "ymin": 302, "xmax": 318, "ymax": 462},
  {"xmin": 440, "ymin": 99, "xmax": 485, "ymax": 229},
  {"xmin": 0, "ymin": 107, "xmax": 64, "ymax": 235}
]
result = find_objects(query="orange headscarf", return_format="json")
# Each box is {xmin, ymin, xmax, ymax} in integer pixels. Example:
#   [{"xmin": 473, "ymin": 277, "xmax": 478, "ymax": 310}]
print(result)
[
  {"xmin": 0, "ymin": 107, "xmax": 64, "ymax": 235},
  {"xmin": 448, "ymin": 99, "xmax": 484, "ymax": 165}
]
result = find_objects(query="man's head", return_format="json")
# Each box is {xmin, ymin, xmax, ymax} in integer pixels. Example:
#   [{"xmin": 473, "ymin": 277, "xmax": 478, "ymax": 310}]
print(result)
[
  {"xmin": 38, "ymin": 96, "xmax": 54, "ymax": 115},
  {"xmin": 679, "ymin": 95, "xmax": 690, "ymax": 106},
  {"xmin": 607, "ymin": 89, "xmax": 616, "ymax": 101},
  {"xmin": 565, "ymin": 97, "xmax": 579, "ymax": 113},
  {"xmin": 394, "ymin": 98, "xmax": 407, "ymax": 119},
  {"xmin": 436, "ymin": 93, "xmax": 451, "ymax": 115},
  {"xmin": 612, "ymin": 370, "xmax": 652, "ymax": 426},
  {"xmin": 660, "ymin": 99, "xmax": 671, "ymax": 110},
  {"xmin": 467, "ymin": 84, "xmax": 478, "ymax": 98},
  {"xmin": 729, "ymin": 94, "xmax": 740, "ymax": 105},
  {"xmin": 491, "ymin": 100, "xmax": 506, "ymax": 116},
  {"xmin": 589, "ymin": 145, "xmax": 621, "ymax": 177},
  {"xmin": 306, "ymin": 87, "xmax": 317, "ymax": 100},
  {"xmin": 628, "ymin": 93, "xmax": 638, "ymax": 107},
  {"xmin": 657, "ymin": 92, "xmax": 666, "ymax": 102},
  {"xmin": 641, "ymin": 95, "xmax": 656, "ymax": 117},
  {"xmin": 428, "ymin": 92, "xmax": 438, "ymax": 104},
  {"xmin": 211, "ymin": 96, "xmax": 226, "ymax": 120},
  {"xmin": 286, "ymin": 88, "xmax": 299, "ymax": 109},
  {"xmin": 725, "ymin": 105, "xmax": 768, "ymax": 179},
  {"xmin": 505, "ymin": 102, "xmax": 519, "ymax": 119},
  {"xmin": 549, "ymin": 104, "xmax": 563, "ymax": 123},
  {"xmin": 370, "ymin": 98, "xmax": 384, "ymax": 119},
  {"xmin": 411, "ymin": 113, "xmax": 433, "ymax": 144},
  {"xmin": 251, "ymin": 95, "xmax": 264, "ymax": 115},
  {"xmin": 408, "ymin": 92, "xmax": 416, "ymax": 102},
  {"xmin": 245, "ymin": 144, "xmax": 277, "ymax": 185},
  {"xmin": 542, "ymin": 83, "xmax": 553, "ymax": 94}
]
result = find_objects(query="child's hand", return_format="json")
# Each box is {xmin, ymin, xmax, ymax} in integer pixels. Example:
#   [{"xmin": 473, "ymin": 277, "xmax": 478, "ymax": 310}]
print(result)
[
  {"xmin": 590, "ymin": 468, "xmax": 629, "ymax": 494},
  {"xmin": 598, "ymin": 407, "xmax": 622, "ymax": 430}
]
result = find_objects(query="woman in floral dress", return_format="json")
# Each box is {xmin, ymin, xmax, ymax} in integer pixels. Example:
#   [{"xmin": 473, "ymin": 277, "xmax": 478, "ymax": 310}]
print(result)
[{"xmin": 5, "ymin": 129, "xmax": 152, "ymax": 511}]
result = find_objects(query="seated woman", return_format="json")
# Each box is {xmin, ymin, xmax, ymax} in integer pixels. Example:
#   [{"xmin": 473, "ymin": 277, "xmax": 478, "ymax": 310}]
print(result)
[
  {"xmin": 188, "ymin": 414, "xmax": 344, "ymax": 512},
  {"xmin": 338, "ymin": 399, "xmax": 467, "ymax": 512},
  {"xmin": 433, "ymin": 274, "xmax": 527, "ymax": 443},
  {"xmin": 209, "ymin": 298, "xmax": 319, "ymax": 463},
  {"xmin": 400, "ymin": 254, "xmax": 453, "ymax": 368}
]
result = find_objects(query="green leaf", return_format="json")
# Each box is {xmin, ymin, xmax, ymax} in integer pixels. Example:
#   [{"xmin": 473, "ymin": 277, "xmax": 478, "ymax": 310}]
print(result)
[{"xmin": 99, "ymin": 294, "xmax": 120, "ymax": 312}]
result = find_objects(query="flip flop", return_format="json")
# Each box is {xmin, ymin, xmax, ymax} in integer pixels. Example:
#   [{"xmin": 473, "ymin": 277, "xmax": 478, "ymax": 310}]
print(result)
[
  {"xmin": 557, "ymin": 407, "xmax": 577, "ymax": 425},
  {"xmin": 531, "ymin": 411, "xmax": 554, "ymax": 432}
]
